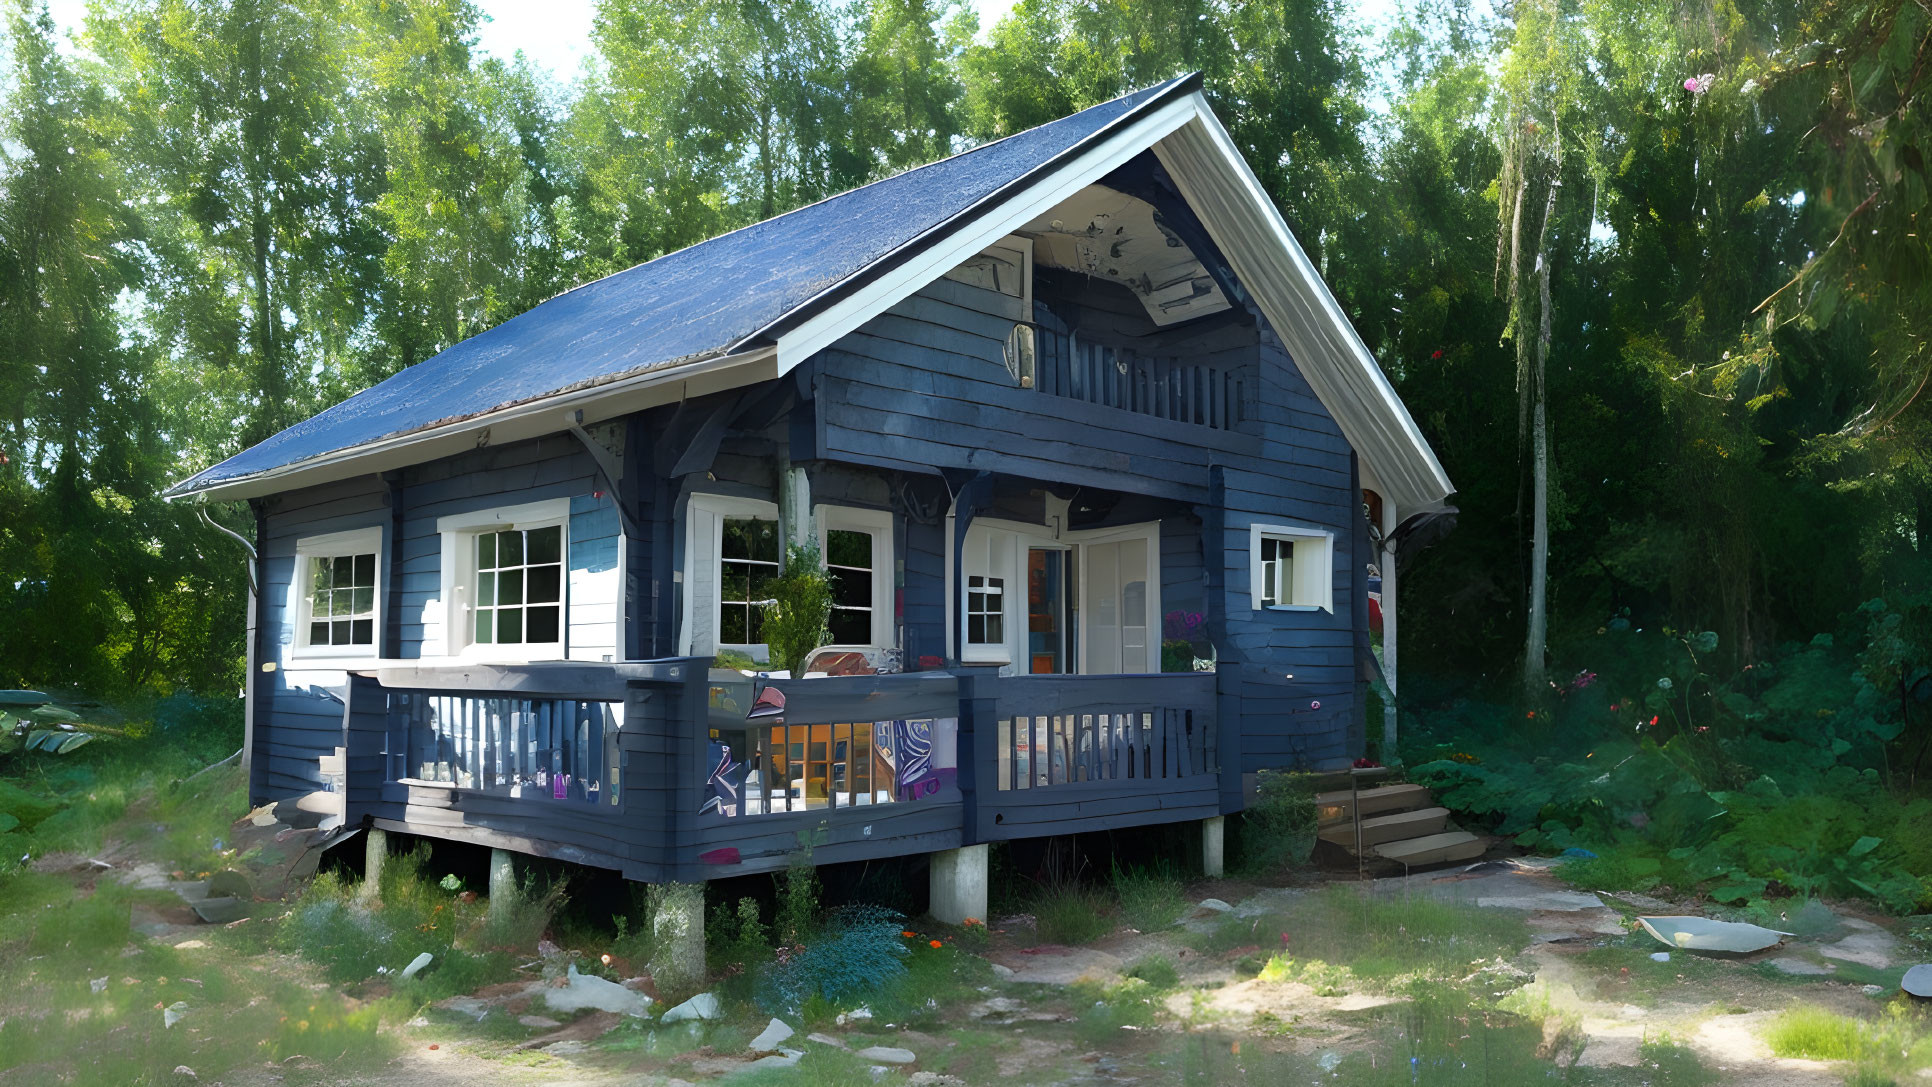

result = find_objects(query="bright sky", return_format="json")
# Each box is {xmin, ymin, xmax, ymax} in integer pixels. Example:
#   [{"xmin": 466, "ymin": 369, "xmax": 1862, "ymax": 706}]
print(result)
[{"xmin": 37, "ymin": 0, "xmax": 1396, "ymax": 84}]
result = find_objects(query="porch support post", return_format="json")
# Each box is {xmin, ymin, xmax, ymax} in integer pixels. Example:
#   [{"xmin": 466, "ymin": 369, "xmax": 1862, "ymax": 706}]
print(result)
[
  {"xmin": 359, "ymin": 827, "xmax": 388, "ymax": 904},
  {"xmin": 648, "ymin": 882, "xmax": 706, "ymax": 991},
  {"xmin": 488, "ymin": 848, "xmax": 516, "ymax": 925},
  {"xmin": 1380, "ymin": 502, "xmax": 1399, "ymax": 758},
  {"xmin": 1201, "ymin": 816, "xmax": 1225, "ymax": 878},
  {"xmin": 930, "ymin": 844, "xmax": 988, "ymax": 925}
]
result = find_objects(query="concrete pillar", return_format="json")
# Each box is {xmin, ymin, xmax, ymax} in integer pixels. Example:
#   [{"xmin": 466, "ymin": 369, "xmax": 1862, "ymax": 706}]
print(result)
[
  {"xmin": 648, "ymin": 882, "xmax": 706, "ymax": 992},
  {"xmin": 930, "ymin": 844, "xmax": 988, "ymax": 925},
  {"xmin": 358, "ymin": 827, "xmax": 387, "ymax": 904},
  {"xmin": 1202, "ymin": 816, "xmax": 1226, "ymax": 878},
  {"xmin": 487, "ymin": 847, "xmax": 517, "ymax": 926}
]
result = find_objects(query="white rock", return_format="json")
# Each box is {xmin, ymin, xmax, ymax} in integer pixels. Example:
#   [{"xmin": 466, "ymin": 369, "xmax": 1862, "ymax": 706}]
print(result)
[
  {"xmin": 833, "ymin": 1005, "xmax": 874, "ymax": 1027},
  {"xmin": 1193, "ymin": 898, "xmax": 1235, "ymax": 914},
  {"xmin": 990, "ymin": 964, "xmax": 1016, "ymax": 980},
  {"xmin": 401, "ymin": 952, "xmax": 434, "ymax": 979},
  {"xmin": 748, "ymin": 1017, "xmax": 796, "ymax": 1053},
  {"xmin": 806, "ymin": 1032, "xmax": 848, "ymax": 1049},
  {"xmin": 519, "ymin": 1015, "xmax": 562, "ymax": 1029},
  {"xmin": 749, "ymin": 1050, "xmax": 803, "ymax": 1070},
  {"xmin": 163, "ymin": 1001, "xmax": 189, "ymax": 1028},
  {"xmin": 438, "ymin": 996, "xmax": 490, "ymax": 1022},
  {"xmin": 1862, "ymin": 984, "xmax": 1887, "ymax": 997},
  {"xmin": 660, "ymin": 991, "xmax": 723, "ymax": 1023},
  {"xmin": 90, "ymin": 977, "xmax": 107, "ymax": 995},
  {"xmin": 1649, "ymin": 952, "xmax": 1670, "ymax": 963},
  {"xmin": 172, "ymin": 1066, "xmax": 197, "ymax": 1079},
  {"xmin": 543, "ymin": 964, "xmax": 653, "ymax": 1017},
  {"xmin": 173, "ymin": 940, "xmax": 207, "ymax": 951},
  {"xmin": 856, "ymin": 1046, "xmax": 917, "ymax": 1065}
]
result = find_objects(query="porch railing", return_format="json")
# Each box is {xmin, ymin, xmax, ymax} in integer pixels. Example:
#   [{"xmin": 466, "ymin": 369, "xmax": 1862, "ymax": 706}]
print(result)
[{"xmin": 1035, "ymin": 328, "xmax": 1245, "ymax": 430}]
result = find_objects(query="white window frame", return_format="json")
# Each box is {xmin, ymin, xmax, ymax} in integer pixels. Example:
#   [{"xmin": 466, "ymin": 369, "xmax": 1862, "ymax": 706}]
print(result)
[
  {"xmin": 437, "ymin": 497, "xmax": 571, "ymax": 662},
  {"xmin": 1249, "ymin": 522, "xmax": 1335, "ymax": 613},
  {"xmin": 682, "ymin": 493, "xmax": 782, "ymax": 659},
  {"xmin": 1073, "ymin": 521, "xmax": 1162, "ymax": 674},
  {"xmin": 290, "ymin": 526, "xmax": 384, "ymax": 660},
  {"xmin": 816, "ymin": 505, "xmax": 895, "ymax": 650}
]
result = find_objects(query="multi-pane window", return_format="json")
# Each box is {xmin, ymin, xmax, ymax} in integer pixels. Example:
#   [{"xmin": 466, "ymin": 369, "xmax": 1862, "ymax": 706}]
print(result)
[
  {"xmin": 474, "ymin": 525, "xmax": 563, "ymax": 645},
  {"xmin": 720, "ymin": 516, "xmax": 780, "ymax": 645},
  {"xmin": 308, "ymin": 553, "xmax": 376, "ymax": 647},
  {"xmin": 1258, "ymin": 536, "xmax": 1293, "ymax": 608},
  {"xmin": 825, "ymin": 529, "xmax": 875, "ymax": 645},
  {"xmin": 967, "ymin": 575, "xmax": 1005, "ymax": 645}
]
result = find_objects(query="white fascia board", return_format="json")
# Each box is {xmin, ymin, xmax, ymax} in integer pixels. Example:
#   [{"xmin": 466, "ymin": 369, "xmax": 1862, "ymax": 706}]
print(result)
[
  {"xmin": 169, "ymin": 347, "xmax": 779, "ymax": 504},
  {"xmin": 1151, "ymin": 100, "xmax": 1454, "ymax": 514},
  {"xmin": 772, "ymin": 94, "xmax": 1201, "ymax": 371}
]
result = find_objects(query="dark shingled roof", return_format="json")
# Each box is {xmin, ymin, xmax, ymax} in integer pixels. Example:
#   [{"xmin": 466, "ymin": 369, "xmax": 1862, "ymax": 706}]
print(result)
[{"xmin": 168, "ymin": 77, "xmax": 1195, "ymax": 497}]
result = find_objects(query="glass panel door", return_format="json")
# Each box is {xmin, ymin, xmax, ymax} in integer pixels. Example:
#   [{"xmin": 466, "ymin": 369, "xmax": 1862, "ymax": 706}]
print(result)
[
  {"xmin": 1027, "ymin": 547, "xmax": 1070, "ymax": 674},
  {"xmin": 1080, "ymin": 537, "xmax": 1150, "ymax": 674}
]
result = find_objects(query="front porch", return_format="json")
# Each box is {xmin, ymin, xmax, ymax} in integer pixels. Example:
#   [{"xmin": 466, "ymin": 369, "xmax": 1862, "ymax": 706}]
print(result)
[{"xmin": 335, "ymin": 659, "xmax": 1225, "ymax": 887}]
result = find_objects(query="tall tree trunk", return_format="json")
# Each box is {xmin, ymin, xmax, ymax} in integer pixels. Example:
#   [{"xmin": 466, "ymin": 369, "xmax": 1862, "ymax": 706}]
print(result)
[{"xmin": 1509, "ymin": 151, "xmax": 1559, "ymax": 700}]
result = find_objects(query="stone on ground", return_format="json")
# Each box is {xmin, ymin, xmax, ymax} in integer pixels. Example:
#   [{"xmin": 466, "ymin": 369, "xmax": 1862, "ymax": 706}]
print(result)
[
  {"xmin": 189, "ymin": 897, "xmax": 248, "ymax": 924},
  {"xmin": 543, "ymin": 964, "xmax": 652, "ymax": 1016},
  {"xmin": 163, "ymin": 1001, "xmax": 189, "ymax": 1028},
  {"xmin": 205, "ymin": 869, "xmax": 252, "ymax": 900},
  {"xmin": 748, "ymin": 1049, "xmax": 804, "ymax": 1069},
  {"xmin": 856, "ymin": 1046, "xmax": 917, "ymax": 1065},
  {"xmin": 401, "ymin": 952, "xmax": 434, "ymax": 980},
  {"xmin": 518, "ymin": 1015, "xmax": 562, "ymax": 1029},
  {"xmin": 748, "ymin": 1017, "xmax": 796, "ymax": 1053},
  {"xmin": 1768, "ymin": 956, "xmax": 1834, "ymax": 976},
  {"xmin": 1817, "ymin": 919, "xmax": 1900, "ymax": 969},
  {"xmin": 659, "ymin": 991, "xmax": 722, "ymax": 1023},
  {"xmin": 806, "ymin": 1032, "xmax": 848, "ymax": 1049}
]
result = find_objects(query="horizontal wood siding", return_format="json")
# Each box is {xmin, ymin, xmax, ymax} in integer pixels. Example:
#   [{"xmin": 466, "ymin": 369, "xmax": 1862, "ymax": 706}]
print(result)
[
  {"xmin": 257, "ymin": 474, "xmax": 389, "ymax": 801},
  {"xmin": 814, "ymin": 273, "xmax": 1365, "ymax": 778}
]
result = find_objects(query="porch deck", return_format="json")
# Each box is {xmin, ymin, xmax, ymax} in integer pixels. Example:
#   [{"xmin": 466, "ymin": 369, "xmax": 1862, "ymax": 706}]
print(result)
[{"xmin": 336, "ymin": 660, "xmax": 1224, "ymax": 883}]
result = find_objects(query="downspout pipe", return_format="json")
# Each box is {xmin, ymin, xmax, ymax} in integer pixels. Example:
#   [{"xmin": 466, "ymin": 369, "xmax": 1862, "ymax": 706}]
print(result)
[{"xmin": 199, "ymin": 503, "xmax": 258, "ymax": 597}]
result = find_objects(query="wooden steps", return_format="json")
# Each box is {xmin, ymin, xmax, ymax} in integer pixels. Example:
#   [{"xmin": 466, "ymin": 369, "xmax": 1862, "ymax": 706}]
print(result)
[
  {"xmin": 1319, "ymin": 806, "xmax": 1449, "ymax": 848},
  {"xmin": 1373, "ymin": 830, "xmax": 1486, "ymax": 868},
  {"xmin": 1311, "ymin": 776, "xmax": 1487, "ymax": 873},
  {"xmin": 1315, "ymin": 783, "xmax": 1432, "ymax": 827}
]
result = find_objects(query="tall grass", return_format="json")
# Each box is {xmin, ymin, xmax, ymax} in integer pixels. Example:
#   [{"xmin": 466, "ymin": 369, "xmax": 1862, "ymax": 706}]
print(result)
[{"xmin": 1111, "ymin": 859, "xmax": 1188, "ymax": 932}]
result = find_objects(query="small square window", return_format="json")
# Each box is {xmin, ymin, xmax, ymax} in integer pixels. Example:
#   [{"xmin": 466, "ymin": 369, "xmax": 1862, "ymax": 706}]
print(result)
[{"xmin": 1251, "ymin": 525, "xmax": 1333, "ymax": 613}]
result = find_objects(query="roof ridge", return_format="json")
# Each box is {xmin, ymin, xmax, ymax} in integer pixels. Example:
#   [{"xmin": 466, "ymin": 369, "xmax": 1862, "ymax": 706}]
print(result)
[{"xmin": 547, "ymin": 75, "xmax": 1196, "ymax": 305}]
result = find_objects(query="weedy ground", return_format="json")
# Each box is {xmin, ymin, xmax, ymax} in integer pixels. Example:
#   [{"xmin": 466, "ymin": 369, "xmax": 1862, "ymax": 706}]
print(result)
[{"xmin": 1, "ymin": 754, "xmax": 1925, "ymax": 1086}]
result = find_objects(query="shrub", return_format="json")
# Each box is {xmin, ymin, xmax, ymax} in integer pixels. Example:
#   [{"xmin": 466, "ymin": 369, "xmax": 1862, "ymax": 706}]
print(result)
[
  {"xmin": 757, "ymin": 905, "xmax": 907, "ymax": 1015},
  {"xmin": 1239, "ymin": 770, "xmax": 1317, "ymax": 874},
  {"xmin": 1125, "ymin": 954, "xmax": 1180, "ymax": 989},
  {"xmin": 1110, "ymin": 859, "xmax": 1187, "ymax": 932},
  {"xmin": 764, "ymin": 539, "xmax": 833, "ymax": 676},
  {"xmin": 1033, "ymin": 883, "xmax": 1114, "ymax": 944}
]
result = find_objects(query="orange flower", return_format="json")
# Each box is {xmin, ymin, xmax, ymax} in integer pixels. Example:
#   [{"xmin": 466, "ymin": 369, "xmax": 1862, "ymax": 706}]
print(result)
[
  {"xmin": 929, "ymin": 939, "xmax": 943, "ymax": 949},
  {"xmin": 901, "ymin": 930, "xmax": 917, "ymax": 938}
]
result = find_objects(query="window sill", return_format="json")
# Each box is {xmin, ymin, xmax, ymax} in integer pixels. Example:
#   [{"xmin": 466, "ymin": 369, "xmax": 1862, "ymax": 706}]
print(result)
[{"xmin": 1261, "ymin": 604, "xmax": 1328, "ymax": 613}]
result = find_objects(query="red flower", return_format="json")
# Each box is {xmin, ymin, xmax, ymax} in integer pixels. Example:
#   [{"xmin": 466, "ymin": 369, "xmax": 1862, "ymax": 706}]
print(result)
[
  {"xmin": 1649, "ymin": 716, "xmax": 1659, "ymax": 726},
  {"xmin": 929, "ymin": 939, "xmax": 943, "ymax": 949},
  {"xmin": 1430, "ymin": 349, "xmax": 1444, "ymax": 359}
]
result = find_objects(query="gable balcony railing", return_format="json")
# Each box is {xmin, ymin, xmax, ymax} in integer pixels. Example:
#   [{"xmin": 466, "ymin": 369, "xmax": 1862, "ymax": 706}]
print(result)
[{"xmin": 1032, "ymin": 326, "xmax": 1245, "ymax": 430}]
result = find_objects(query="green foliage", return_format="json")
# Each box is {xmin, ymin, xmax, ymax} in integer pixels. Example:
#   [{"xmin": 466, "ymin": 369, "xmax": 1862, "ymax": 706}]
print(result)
[
  {"xmin": 765, "ymin": 539, "xmax": 834, "ymax": 677},
  {"xmin": 755, "ymin": 904, "xmax": 908, "ymax": 1015},
  {"xmin": 709, "ymin": 895, "xmax": 769, "ymax": 997},
  {"xmin": 276, "ymin": 846, "xmax": 522, "ymax": 1000},
  {"xmin": 776, "ymin": 845, "xmax": 822, "ymax": 946},
  {"xmin": 1031, "ymin": 883, "xmax": 1115, "ymax": 945},
  {"xmin": 1237, "ymin": 770, "xmax": 1318, "ymax": 874},
  {"xmin": 1109, "ymin": 859, "xmax": 1187, "ymax": 932},
  {"xmin": 1411, "ymin": 616, "xmax": 1932, "ymax": 913}
]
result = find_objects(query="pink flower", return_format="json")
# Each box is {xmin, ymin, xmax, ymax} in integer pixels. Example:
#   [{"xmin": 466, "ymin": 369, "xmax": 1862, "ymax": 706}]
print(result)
[{"xmin": 1683, "ymin": 77, "xmax": 1699, "ymax": 92}]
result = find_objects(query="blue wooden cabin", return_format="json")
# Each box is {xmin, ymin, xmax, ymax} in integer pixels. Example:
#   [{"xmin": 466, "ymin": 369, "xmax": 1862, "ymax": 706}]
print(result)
[{"xmin": 166, "ymin": 75, "xmax": 1453, "ymax": 919}]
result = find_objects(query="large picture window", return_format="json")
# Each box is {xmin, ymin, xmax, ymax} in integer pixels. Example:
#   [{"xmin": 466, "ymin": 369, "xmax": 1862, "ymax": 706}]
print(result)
[{"xmin": 292, "ymin": 527, "xmax": 382, "ymax": 658}]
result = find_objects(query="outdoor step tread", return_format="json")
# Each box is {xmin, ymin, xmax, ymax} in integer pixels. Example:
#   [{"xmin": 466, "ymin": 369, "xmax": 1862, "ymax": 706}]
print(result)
[
  {"xmin": 1373, "ymin": 831, "xmax": 1486, "ymax": 866},
  {"xmin": 1314, "ymin": 783, "xmax": 1432, "ymax": 825},
  {"xmin": 1318, "ymin": 806, "xmax": 1450, "ymax": 847}
]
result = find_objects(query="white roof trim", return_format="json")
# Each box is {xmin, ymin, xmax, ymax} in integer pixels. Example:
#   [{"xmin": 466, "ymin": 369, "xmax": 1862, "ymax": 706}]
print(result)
[
  {"xmin": 1151, "ymin": 97, "xmax": 1452, "ymax": 513},
  {"xmin": 772, "ymin": 93, "xmax": 1201, "ymax": 368},
  {"xmin": 169, "ymin": 347, "xmax": 779, "ymax": 503},
  {"xmin": 775, "ymin": 91, "xmax": 1451, "ymax": 514}
]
